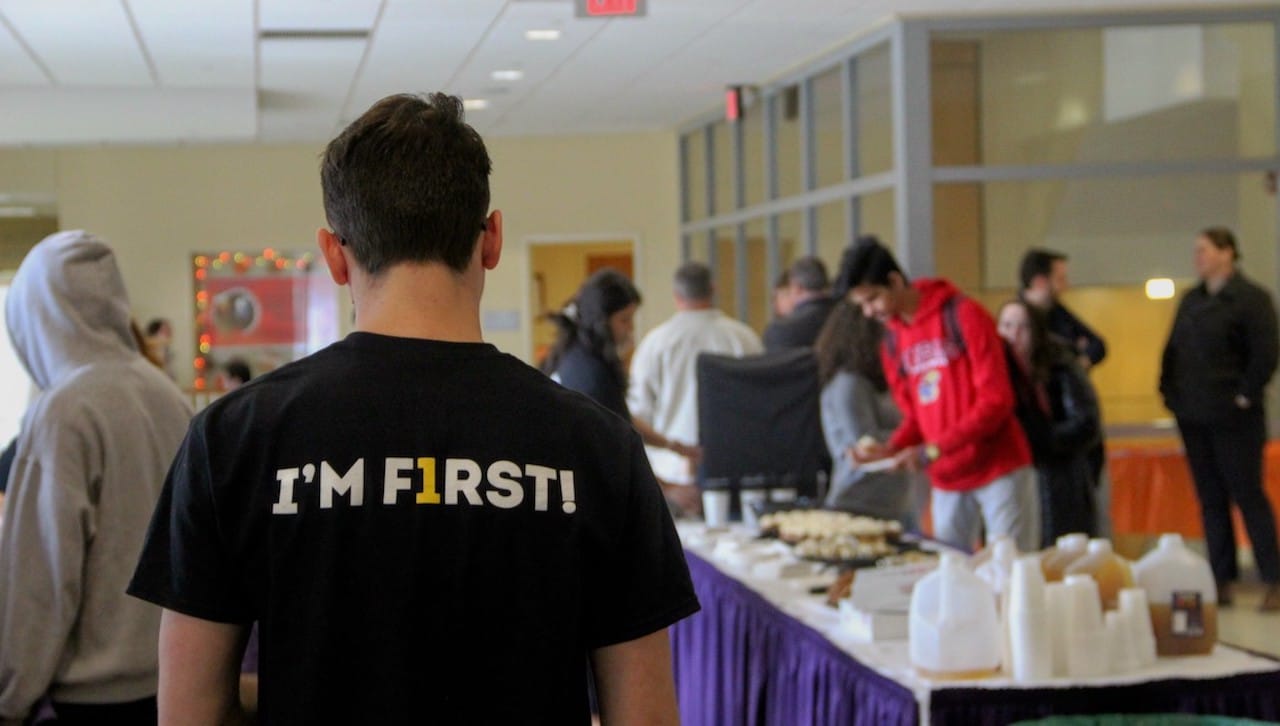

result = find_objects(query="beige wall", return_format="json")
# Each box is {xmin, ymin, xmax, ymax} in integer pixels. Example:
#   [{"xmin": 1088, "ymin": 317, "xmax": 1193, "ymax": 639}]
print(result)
[{"xmin": 0, "ymin": 129, "xmax": 681, "ymax": 387}]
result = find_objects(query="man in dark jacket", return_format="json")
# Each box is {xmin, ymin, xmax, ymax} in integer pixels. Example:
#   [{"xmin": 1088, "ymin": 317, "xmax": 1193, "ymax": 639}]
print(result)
[
  {"xmin": 1019, "ymin": 249, "xmax": 1106, "ymax": 369},
  {"xmin": 1160, "ymin": 226, "xmax": 1280, "ymax": 612},
  {"xmin": 763, "ymin": 256, "xmax": 836, "ymax": 351}
]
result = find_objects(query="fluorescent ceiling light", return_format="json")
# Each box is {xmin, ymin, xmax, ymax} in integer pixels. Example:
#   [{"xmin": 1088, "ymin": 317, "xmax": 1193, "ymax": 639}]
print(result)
[
  {"xmin": 0, "ymin": 206, "xmax": 37, "ymax": 218},
  {"xmin": 1145, "ymin": 278, "xmax": 1175, "ymax": 300},
  {"xmin": 525, "ymin": 29, "xmax": 561, "ymax": 41},
  {"xmin": 463, "ymin": 99, "xmax": 490, "ymax": 111},
  {"xmin": 491, "ymin": 69, "xmax": 524, "ymax": 82}
]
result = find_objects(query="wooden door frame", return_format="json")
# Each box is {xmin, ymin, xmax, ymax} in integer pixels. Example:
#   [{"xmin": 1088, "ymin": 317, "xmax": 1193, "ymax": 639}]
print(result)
[{"xmin": 521, "ymin": 233, "xmax": 641, "ymax": 363}]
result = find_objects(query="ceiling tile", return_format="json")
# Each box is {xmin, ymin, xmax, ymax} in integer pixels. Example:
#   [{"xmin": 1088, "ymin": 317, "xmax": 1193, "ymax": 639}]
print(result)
[
  {"xmin": 0, "ymin": 15, "xmax": 48, "ymax": 85},
  {"xmin": 128, "ymin": 0, "xmax": 255, "ymax": 88},
  {"xmin": 259, "ymin": 0, "xmax": 382, "ymax": 31},
  {"xmin": 1, "ymin": 0, "xmax": 152, "ymax": 86}
]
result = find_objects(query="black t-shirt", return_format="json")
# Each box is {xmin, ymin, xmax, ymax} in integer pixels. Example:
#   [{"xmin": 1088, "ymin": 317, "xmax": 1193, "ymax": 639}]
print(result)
[{"xmin": 128, "ymin": 333, "xmax": 698, "ymax": 725}]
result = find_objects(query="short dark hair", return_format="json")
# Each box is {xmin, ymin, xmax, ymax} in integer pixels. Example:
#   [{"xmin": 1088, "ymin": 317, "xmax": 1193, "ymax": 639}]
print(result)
[
  {"xmin": 833, "ymin": 235, "xmax": 904, "ymax": 295},
  {"xmin": 673, "ymin": 262, "xmax": 713, "ymax": 301},
  {"xmin": 1018, "ymin": 248, "xmax": 1068, "ymax": 291},
  {"xmin": 224, "ymin": 358, "xmax": 252, "ymax": 385},
  {"xmin": 321, "ymin": 93, "xmax": 492, "ymax": 276},
  {"xmin": 1199, "ymin": 226, "xmax": 1240, "ymax": 261},
  {"xmin": 773, "ymin": 270, "xmax": 791, "ymax": 290},
  {"xmin": 789, "ymin": 256, "xmax": 829, "ymax": 292}
]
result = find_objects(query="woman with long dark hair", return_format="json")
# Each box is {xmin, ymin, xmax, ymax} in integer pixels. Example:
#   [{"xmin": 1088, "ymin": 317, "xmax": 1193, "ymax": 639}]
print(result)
[
  {"xmin": 814, "ymin": 300, "xmax": 924, "ymax": 525},
  {"xmin": 997, "ymin": 299, "xmax": 1100, "ymax": 546},
  {"xmin": 542, "ymin": 269, "xmax": 700, "ymax": 502}
]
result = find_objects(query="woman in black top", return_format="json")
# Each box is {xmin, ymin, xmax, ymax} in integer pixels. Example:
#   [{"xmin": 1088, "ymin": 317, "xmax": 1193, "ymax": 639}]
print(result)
[
  {"xmin": 1160, "ymin": 226, "xmax": 1280, "ymax": 610},
  {"xmin": 998, "ymin": 299, "xmax": 1101, "ymax": 546},
  {"xmin": 542, "ymin": 269, "xmax": 700, "ymax": 501}
]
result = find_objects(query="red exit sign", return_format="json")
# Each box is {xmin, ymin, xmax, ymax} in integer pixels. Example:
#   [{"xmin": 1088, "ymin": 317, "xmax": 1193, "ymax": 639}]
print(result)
[{"xmin": 575, "ymin": 0, "xmax": 647, "ymax": 18}]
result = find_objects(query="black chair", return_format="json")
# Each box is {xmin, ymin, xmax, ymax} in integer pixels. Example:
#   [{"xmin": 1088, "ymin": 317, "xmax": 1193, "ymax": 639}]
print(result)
[{"xmin": 696, "ymin": 348, "xmax": 830, "ymax": 506}]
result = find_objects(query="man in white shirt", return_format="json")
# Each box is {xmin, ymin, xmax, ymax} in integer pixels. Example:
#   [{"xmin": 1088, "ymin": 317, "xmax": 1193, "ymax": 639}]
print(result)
[{"xmin": 628, "ymin": 263, "xmax": 763, "ymax": 510}]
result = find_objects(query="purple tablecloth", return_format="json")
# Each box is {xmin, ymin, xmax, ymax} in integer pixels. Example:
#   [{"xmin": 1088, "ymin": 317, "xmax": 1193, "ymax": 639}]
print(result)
[
  {"xmin": 671, "ymin": 551, "xmax": 918, "ymax": 725},
  {"xmin": 671, "ymin": 549, "xmax": 1280, "ymax": 725}
]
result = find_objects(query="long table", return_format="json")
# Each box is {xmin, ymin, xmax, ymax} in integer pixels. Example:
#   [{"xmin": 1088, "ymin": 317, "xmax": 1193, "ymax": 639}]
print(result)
[{"xmin": 670, "ymin": 524, "xmax": 1280, "ymax": 726}]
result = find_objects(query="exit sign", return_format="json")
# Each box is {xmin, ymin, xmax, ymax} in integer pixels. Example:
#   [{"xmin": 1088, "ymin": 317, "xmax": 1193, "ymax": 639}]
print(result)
[{"xmin": 575, "ymin": 0, "xmax": 647, "ymax": 18}]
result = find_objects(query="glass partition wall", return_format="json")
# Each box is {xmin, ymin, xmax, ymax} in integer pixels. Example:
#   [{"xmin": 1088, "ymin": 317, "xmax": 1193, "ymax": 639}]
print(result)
[{"xmin": 678, "ymin": 7, "xmax": 1280, "ymax": 425}]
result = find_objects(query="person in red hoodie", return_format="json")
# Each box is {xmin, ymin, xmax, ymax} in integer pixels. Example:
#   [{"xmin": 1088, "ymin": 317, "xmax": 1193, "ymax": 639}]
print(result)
[{"xmin": 834, "ymin": 236, "xmax": 1039, "ymax": 551}]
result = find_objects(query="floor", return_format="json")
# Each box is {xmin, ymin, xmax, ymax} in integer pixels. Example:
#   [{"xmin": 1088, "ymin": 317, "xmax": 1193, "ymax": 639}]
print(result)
[{"xmin": 1217, "ymin": 577, "xmax": 1280, "ymax": 658}]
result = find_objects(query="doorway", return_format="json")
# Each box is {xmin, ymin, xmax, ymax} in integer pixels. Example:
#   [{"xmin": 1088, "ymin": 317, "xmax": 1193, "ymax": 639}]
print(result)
[{"xmin": 528, "ymin": 238, "xmax": 635, "ymax": 366}]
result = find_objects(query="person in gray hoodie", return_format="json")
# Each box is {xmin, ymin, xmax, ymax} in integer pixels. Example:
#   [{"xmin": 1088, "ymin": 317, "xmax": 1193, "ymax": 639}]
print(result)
[{"xmin": 0, "ymin": 230, "xmax": 191, "ymax": 724}]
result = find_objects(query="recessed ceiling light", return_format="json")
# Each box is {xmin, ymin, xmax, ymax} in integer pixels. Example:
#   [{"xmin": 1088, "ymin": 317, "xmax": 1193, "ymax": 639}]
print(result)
[
  {"xmin": 525, "ymin": 29, "xmax": 561, "ymax": 41},
  {"xmin": 463, "ymin": 99, "xmax": 490, "ymax": 111},
  {"xmin": 491, "ymin": 69, "xmax": 524, "ymax": 82},
  {"xmin": 1145, "ymin": 278, "xmax": 1175, "ymax": 300}
]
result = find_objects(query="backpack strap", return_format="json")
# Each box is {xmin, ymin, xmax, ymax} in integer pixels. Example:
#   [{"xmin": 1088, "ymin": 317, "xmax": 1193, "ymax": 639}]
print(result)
[
  {"xmin": 942, "ymin": 294, "xmax": 966, "ymax": 355},
  {"xmin": 884, "ymin": 328, "xmax": 905, "ymax": 379}
]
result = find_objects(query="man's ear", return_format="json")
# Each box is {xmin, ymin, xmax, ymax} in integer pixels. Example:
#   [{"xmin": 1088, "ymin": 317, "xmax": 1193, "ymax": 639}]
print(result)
[
  {"xmin": 318, "ymin": 228, "xmax": 350, "ymax": 286},
  {"xmin": 480, "ymin": 210, "xmax": 504, "ymax": 270}
]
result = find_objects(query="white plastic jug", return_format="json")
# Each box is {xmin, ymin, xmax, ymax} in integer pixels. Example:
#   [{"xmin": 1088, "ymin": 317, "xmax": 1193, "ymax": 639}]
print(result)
[
  {"xmin": 1132, "ymin": 533, "xmax": 1218, "ymax": 656},
  {"xmin": 909, "ymin": 552, "xmax": 1002, "ymax": 679}
]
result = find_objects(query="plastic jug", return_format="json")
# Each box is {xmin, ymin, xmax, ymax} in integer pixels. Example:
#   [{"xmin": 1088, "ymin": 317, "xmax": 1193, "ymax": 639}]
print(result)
[
  {"xmin": 1063, "ymin": 539, "xmax": 1134, "ymax": 610},
  {"xmin": 1132, "ymin": 533, "xmax": 1218, "ymax": 656},
  {"xmin": 1040, "ymin": 533, "xmax": 1089, "ymax": 582},
  {"xmin": 975, "ymin": 537, "xmax": 1018, "ymax": 605},
  {"xmin": 909, "ymin": 552, "xmax": 1002, "ymax": 679}
]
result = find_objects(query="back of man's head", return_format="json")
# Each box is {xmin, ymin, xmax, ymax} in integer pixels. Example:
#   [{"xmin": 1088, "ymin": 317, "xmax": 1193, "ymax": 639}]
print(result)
[
  {"xmin": 833, "ymin": 235, "xmax": 904, "ymax": 295},
  {"xmin": 789, "ymin": 257, "xmax": 829, "ymax": 293},
  {"xmin": 321, "ymin": 93, "xmax": 492, "ymax": 277},
  {"xmin": 1018, "ymin": 248, "xmax": 1066, "ymax": 291},
  {"xmin": 673, "ymin": 262, "xmax": 713, "ymax": 303}
]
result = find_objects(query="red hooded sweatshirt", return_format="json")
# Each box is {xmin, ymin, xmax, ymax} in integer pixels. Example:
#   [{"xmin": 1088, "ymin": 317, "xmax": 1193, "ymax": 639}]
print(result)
[{"xmin": 882, "ymin": 279, "xmax": 1032, "ymax": 492}]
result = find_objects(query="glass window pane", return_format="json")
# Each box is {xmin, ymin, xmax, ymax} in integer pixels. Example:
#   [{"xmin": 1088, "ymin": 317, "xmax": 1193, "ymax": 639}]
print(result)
[
  {"xmin": 743, "ymin": 98, "xmax": 766, "ymax": 207},
  {"xmin": 713, "ymin": 227, "xmax": 736, "ymax": 316},
  {"xmin": 960, "ymin": 172, "xmax": 1274, "ymax": 426},
  {"xmin": 816, "ymin": 199, "xmax": 850, "ymax": 280},
  {"xmin": 745, "ymin": 219, "xmax": 769, "ymax": 333},
  {"xmin": 860, "ymin": 189, "xmax": 897, "ymax": 253},
  {"xmin": 814, "ymin": 65, "xmax": 845, "ymax": 188},
  {"xmin": 975, "ymin": 171, "xmax": 1275, "ymax": 287},
  {"xmin": 684, "ymin": 131, "xmax": 707, "ymax": 221},
  {"xmin": 778, "ymin": 211, "xmax": 803, "ymax": 280},
  {"xmin": 712, "ymin": 121, "xmax": 736, "ymax": 214},
  {"xmin": 774, "ymin": 90, "xmax": 803, "ymax": 198},
  {"xmin": 857, "ymin": 42, "xmax": 894, "ymax": 176},
  {"xmin": 931, "ymin": 22, "xmax": 1276, "ymax": 166},
  {"xmin": 687, "ymin": 231, "xmax": 711, "ymax": 265}
]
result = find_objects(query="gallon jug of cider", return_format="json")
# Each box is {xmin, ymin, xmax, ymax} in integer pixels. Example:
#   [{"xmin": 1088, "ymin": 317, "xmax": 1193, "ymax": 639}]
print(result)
[
  {"xmin": 909, "ymin": 552, "xmax": 1002, "ymax": 679},
  {"xmin": 1063, "ymin": 539, "xmax": 1134, "ymax": 610},
  {"xmin": 1040, "ymin": 533, "xmax": 1089, "ymax": 582},
  {"xmin": 1132, "ymin": 533, "xmax": 1217, "ymax": 656}
]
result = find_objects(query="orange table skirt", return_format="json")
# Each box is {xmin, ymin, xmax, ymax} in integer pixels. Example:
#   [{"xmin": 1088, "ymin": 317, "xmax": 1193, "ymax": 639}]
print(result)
[{"xmin": 1108, "ymin": 437, "xmax": 1280, "ymax": 545}]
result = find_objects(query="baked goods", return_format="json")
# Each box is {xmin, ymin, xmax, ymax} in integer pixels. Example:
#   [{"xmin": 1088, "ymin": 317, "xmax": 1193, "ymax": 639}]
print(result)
[{"xmin": 759, "ymin": 509, "xmax": 903, "ymax": 542}]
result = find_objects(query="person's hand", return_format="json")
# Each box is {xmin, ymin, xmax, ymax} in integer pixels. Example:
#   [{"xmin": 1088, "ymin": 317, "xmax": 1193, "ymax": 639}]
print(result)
[
  {"xmin": 848, "ymin": 438, "xmax": 891, "ymax": 464},
  {"xmin": 670, "ymin": 441, "xmax": 703, "ymax": 465},
  {"xmin": 892, "ymin": 445, "xmax": 924, "ymax": 473},
  {"xmin": 661, "ymin": 481, "xmax": 702, "ymax": 517},
  {"xmin": 1235, "ymin": 394, "xmax": 1252, "ymax": 409}
]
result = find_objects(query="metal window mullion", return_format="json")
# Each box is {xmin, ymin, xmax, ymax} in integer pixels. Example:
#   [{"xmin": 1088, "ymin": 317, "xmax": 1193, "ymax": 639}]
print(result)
[
  {"xmin": 733, "ymin": 110, "xmax": 746, "ymax": 211},
  {"xmin": 767, "ymin": 215, "xmax": 781, "ymax": 321},
  {"xmin": 765, "ymin": 94, "xmax": 779, "ymax": 201},
  {"xmin": 679, "ymin": 135, "xmax": 691, "ymax": 224},
  {"xmin": 735, "ymin": 224, "xmax": 749, "ymax": 319},
  {"xmin": 801, "ymin": 77, "xmax": 818, "ymax": 255},
  {"xmin": 679, "ymin": 170, "xmax": 898, "ymax": 234},
  {"xmin": 844, "ymin": 56, "xmax": 861, "ymax": 245},
  {"xmin": 892, "ymin": 20, "xmax": 935, "ymax": 277}
]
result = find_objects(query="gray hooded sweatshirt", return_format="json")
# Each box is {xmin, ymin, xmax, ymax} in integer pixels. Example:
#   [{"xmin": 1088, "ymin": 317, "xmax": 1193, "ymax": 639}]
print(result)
[{"xmin": 0, "ymin": 230, "xmax": 191, "ymax": 717}]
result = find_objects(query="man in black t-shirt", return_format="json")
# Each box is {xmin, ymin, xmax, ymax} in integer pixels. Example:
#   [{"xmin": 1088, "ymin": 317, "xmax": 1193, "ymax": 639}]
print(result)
[{"xmin": 128, "ymin": 93, "xmax": 699, "ymax": 725}]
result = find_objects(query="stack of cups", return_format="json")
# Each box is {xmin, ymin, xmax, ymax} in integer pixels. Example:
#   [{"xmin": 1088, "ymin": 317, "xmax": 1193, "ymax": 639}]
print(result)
[
  {"xmin": 1104, "ymin": 611, "xmax": 1136, "ymax": 673},
  {"xmin": 739, "ymin": 488, "xmax": 768, "ymax": 530},
  {"xmin": 1063, "ymin": 574, "xmax": 1109, "ymax": 678},
  {"xmin": 1118, "ymin": 588, "xmax": 1158, "ymax": 668},
  {"xmin": 702, "ymin": 486, "xmax": 732, "ymax": 529},
  {"xmin": 1006, "ymin": 556, "xmax": 1053, "ymax": 682},
  {"xmin": 1045, "ymin": 582, "xmax": 1070, "ymax": 677}
]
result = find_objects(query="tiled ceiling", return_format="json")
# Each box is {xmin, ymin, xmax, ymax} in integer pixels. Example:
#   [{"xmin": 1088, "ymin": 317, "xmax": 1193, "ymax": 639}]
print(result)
[{"xmin": 0, "ymin": 0, "xmax": 1273, "ymax": 146}]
